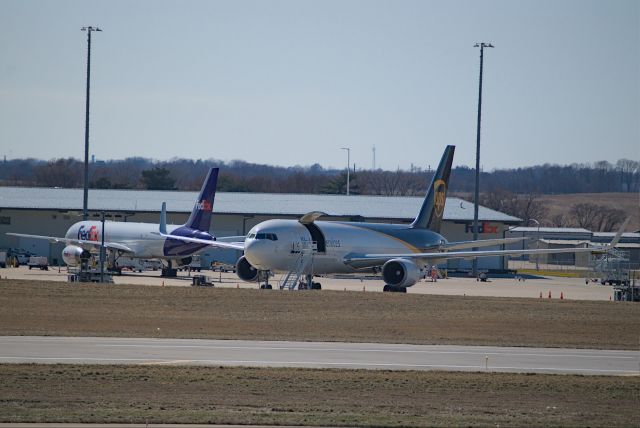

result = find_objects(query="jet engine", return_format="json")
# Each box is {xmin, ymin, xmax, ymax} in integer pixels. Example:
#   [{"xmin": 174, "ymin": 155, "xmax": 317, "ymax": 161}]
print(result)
[
  {"xmin": 62, "ymin": 245, "xmax": 91, "ymax": 267},
  {"xmin": 236, "ymin": 256, "xmax": 259, "ymax": 282},
  {"xmin": 382, "ymin": 258, "xmax": 422, "ymax": 288}
]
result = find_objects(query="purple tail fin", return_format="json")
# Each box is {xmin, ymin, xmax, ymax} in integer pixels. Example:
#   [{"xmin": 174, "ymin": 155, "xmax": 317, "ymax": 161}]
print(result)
[{"xmin": 184, "ymin": 168, "xmax": 219, "ymax": 232}]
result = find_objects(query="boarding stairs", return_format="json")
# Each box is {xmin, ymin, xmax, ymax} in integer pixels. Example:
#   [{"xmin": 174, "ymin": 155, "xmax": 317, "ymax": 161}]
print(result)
[
  {"xmin": 591, "ymin": 248, "xmax": 629, "ymax": 272},
  {"xmin": 279, "ymin": 242, "xmax": 316, "ymax": 290}
]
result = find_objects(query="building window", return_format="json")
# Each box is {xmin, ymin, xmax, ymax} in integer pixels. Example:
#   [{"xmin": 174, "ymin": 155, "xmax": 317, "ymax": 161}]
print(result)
[{"xmin": 0, "ymin": 216, "xmax": 10, "ymax": 225}]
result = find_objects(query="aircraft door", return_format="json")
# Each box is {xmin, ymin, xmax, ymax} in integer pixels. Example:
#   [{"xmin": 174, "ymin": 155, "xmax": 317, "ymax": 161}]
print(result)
[{"xmin": 302, "ymin": 223, "xmax": 326, "ymax": 253}]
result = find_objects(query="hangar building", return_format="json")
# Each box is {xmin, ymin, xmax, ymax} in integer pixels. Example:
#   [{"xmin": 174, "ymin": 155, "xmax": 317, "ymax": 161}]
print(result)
[{"xmin": 0, "ymin": 187, "xmax": 521, "ymax": 271}]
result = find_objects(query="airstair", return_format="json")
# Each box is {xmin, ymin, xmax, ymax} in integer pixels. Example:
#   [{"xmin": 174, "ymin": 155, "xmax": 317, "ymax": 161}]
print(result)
[
  {"xmin": 279, "ymin": 242, "xmax": 316, "ymax": 290},
  {"xmin": 590, "ymin": 248, "xmax": 631, "ymax": 285}
]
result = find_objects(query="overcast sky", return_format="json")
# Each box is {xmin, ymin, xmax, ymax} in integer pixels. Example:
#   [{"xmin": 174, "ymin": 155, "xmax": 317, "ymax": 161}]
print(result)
[{"xmin": 1, "ymin": 0, "xmax": 638, "ymax": 171}]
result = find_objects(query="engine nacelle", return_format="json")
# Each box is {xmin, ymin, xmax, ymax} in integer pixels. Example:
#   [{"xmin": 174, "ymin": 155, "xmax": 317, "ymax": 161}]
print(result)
[
  {"xmin": 382, "ymin": 258, "xmax": 422, "ymax": 288},
  {"xmin": 62, "ymin": 245, "xmax": 91, "ymax": 267},
  {"xmin": 236, "ymin": 256, "xmax": 259, "ymax": 282}
]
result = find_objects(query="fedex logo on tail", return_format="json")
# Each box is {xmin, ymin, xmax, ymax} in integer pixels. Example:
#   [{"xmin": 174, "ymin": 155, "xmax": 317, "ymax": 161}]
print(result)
[{"xmin": 195, "ymin": 200, "xmax": 213, "ymax": 212}]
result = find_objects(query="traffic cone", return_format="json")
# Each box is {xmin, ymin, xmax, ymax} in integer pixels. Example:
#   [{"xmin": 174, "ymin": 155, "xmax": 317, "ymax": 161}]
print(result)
[
  {"xmin": 548, "ymin": 291, "xmax": 552, "ymax": 299},
  {"xmin": 539, "ymin": 292, "xmax": 542, "ymax": 299},
  {"xmin": 363, "ymin": 286, "xmax": 366, "ymax": 292},
  {"xmin": 162, "ymin": 281, "xmax": 164, "ymax": 287},
  {"xmin": 560, "ymin": 292, "xmax": 564, "ymax": 300}
]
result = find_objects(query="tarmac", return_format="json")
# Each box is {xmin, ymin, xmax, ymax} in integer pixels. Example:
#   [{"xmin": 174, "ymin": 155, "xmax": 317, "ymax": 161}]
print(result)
[{"xmin": 0, "ymin": 265, "xmax": 615, "ymax": 301}]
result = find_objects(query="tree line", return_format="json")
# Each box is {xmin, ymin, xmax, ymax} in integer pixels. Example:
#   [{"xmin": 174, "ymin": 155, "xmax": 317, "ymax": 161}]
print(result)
[
  {"xmin": 1, "ymin": 157, "xmax": 637, "ymax": 194},
  {"xmin": 0, "ymin": 156, "xmax": 636, "ymax": 231}
]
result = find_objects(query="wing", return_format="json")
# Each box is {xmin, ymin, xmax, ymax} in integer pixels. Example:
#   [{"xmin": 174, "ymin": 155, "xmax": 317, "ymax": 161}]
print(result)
[
  {"xmin": 344, "ymin": 246, "xmax": 604, "ymax": 269},
  {"xmin": 6, "ymin": 232, "xmax": 134, "ymax": 253},
  {"xmin": 158, "ymin": 232, "xmax": 245, "ymax": 250},
  {"xmin": 441, "ymin": 236, "xmax": 528, "ymax": 251}
]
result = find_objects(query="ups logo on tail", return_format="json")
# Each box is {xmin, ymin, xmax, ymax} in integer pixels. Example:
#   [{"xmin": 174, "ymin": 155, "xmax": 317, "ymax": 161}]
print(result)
[{"xmin": 434, "ymin": 179, "xmax": 446, "ymax": 217}]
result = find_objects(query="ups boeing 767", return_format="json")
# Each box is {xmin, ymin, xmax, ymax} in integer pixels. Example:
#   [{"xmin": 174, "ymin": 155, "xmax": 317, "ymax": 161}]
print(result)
[{"xmin": 164, "ymin": 146, "xmax": 620, "ymax": 291}]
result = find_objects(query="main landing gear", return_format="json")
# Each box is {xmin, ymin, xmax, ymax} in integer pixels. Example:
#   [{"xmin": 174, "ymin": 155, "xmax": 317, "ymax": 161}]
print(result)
[
  {"xmin": 383, "ymin": 284, "xmax": 407, "ymax": 293},
  {"xmin": 161, "ymin": 260, "xmax": 178, "ymax": 278},
  {"xmin": 299, "ymin": 274, "xmax": 321, "ymax": 290}
]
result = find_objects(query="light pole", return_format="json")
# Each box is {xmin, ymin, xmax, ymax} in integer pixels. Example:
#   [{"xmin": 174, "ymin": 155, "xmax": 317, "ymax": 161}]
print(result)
[
  {"xmin": 100, "ymin": 210, "xmax": 105, "ymax": 282},
  {"xmin": 471, "ymin": 42, "xmax": 494, "ymax": 278},
  {"xmin": 341, "ymin": 147, "xmax": 350, "ymax": 195},
  {"xmin": 528, "ymin": 218, "xmax": 540, "ymax": 271},
  {"xmin": 81, "ymin": 26, "xmax": 102, "ymax": 221}
]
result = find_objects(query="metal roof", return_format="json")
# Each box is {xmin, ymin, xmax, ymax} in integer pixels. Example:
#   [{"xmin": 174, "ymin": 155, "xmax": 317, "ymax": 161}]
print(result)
[{"xmin": 0, "ymin": 187, "xmax": 521, "ymax": 223}]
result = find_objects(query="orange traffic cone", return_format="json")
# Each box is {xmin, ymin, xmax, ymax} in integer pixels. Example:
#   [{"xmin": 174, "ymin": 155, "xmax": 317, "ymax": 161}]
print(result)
[
  {"xmin": 548, "ymin": 291, "xmax": 552, "ymax": 299},
  {"xmin": 560, "ymin": 292, "xmax": 564, "ymax": 300}
]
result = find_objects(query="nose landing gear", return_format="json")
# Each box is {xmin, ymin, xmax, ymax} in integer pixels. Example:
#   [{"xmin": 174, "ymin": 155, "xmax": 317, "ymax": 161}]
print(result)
[{"xmin": 259, "ymin": 270, "xmax": 273, "ymax": 289}]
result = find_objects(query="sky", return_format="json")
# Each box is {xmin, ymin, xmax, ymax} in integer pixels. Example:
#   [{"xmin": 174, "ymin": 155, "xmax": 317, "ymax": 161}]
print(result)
[{"xmin": 0, "ymin": 0, "xmax": 638, "ymax": 171}]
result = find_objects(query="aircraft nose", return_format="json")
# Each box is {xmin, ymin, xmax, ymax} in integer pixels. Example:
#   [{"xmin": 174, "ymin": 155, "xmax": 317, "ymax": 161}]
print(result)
[{"xmin": 244, "ymin": 238, "xmax": 272, "ymax": 268}]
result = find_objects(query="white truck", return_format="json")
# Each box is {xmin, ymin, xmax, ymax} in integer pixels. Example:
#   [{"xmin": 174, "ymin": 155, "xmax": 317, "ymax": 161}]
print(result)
[{"xmin": 27, "ymin": 256, "xmax": 49, "ymax": 270}]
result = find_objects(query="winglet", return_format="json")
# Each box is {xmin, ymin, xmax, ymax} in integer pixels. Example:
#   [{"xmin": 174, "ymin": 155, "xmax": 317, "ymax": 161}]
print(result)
[
  {"xmin": 159, "ymin": 202, "xmax": 167, "ymax": 235},
  {"xmin": 608, "ymin": 216, "xmax": 631, "ymax": 248}
]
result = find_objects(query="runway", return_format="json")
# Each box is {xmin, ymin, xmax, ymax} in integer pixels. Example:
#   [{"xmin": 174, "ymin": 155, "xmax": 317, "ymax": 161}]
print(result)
[{"xmin": 1, "ymin": 336, "xmax": 637, "ymax": 375}]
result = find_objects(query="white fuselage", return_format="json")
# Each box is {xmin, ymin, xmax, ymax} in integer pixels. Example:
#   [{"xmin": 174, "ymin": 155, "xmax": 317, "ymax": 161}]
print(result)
[
  {"xmin": 65, "ymin": 221, "xmax": 183, "ymax": 259},
  {"xmin": 244, "ymin": 219, "xmax": 446, "ymax": 275}
]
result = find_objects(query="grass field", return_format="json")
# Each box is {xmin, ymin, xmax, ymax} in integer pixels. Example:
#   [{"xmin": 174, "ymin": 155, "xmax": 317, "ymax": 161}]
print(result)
[
  {"xmin": 1, "ymin": 279, "xmax": 639, "ymax": 426},
  {"xmin": 1, "ymin": 364, "xmax": 638, "ymax": 427},
  {"xmin": 1, "ymin": 279, "xmax": 638, "ymax": 349}
]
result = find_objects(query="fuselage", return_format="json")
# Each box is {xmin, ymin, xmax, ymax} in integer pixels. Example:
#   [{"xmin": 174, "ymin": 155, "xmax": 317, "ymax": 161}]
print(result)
[
  {"xmin": 244, "ymin": 219, "xmax": 448, "ymax": 274},
  {"xmin": 65, "ymin": 221, "xmax": 212, "ymax": 259}
]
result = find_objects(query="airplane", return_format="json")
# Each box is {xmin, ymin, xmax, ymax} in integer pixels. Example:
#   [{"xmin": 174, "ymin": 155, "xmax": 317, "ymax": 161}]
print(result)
[
  {"xmin": 161, "ymin": 145, "xmax": 616, "ymax": 292},
  {"xmin": 7, "ymin": 167, "xmax": 238, "ymax": 277}
]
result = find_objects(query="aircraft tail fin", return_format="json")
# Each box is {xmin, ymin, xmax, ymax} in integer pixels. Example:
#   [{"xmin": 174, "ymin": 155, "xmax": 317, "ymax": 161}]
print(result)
[
  {"xmin": 184, "ymin": 167, "xmax": 219, "ymax": 232},
  {"xmin": 159, "ymin": 202, "xmax": 167, "ymax": 235},
  {"xmin": 410, "ymin": 145, "xmax": 455, "ymax": 232}
]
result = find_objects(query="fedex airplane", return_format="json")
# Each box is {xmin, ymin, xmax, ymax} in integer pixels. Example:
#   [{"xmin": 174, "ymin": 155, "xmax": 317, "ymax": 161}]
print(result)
[
  {"xmin": 166, "ymin": 146, "xmax": 617, "ymax": 291},
  {"xmin": 8, "ymin": 168, "xmax": 237, "ymax": 277}
]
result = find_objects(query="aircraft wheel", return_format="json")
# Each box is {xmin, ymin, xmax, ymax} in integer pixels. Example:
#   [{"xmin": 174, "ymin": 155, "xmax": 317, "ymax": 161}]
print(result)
[
  {"xmin": 383, "ymin": 284, "xmax": 390, "ymax": 292},
  {"xmin": 311, "ymin": 282, "xmax": 321, "ymax": 290},
  {"xmin": 260, "ymin": 284, "xmax": 272, "ymax": 290}
]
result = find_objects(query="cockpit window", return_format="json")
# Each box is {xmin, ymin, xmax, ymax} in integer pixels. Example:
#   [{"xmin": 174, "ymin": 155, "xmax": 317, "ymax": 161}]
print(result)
[
  {"xmin": 255, "ymin": 233, "xmax": 278, "ymax": 241},
  {"xmin": 248, "ymin": 233, "xmax": 256, "ymax": 239}
]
